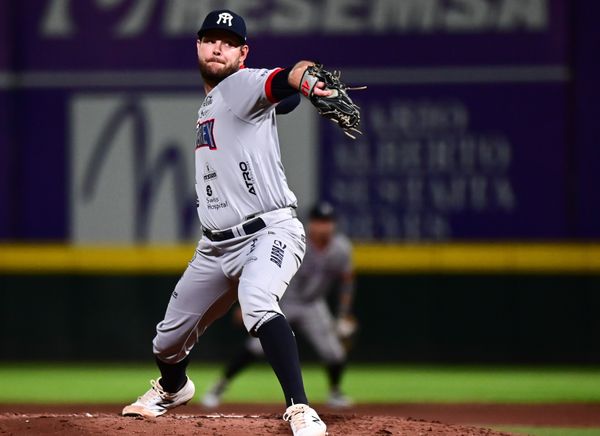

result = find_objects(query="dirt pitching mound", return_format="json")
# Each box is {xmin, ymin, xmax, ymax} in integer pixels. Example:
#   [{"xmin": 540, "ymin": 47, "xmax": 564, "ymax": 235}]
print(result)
[{"xmin": 0, "ymin": 412, "xmax": 512, "ymax": 436}]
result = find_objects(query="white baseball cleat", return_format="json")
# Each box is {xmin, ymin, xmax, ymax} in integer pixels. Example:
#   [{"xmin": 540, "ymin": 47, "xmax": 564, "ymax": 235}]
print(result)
[
  {"xmin": 283, "ymin": 403, "xmax": 327, "ymax": 436},
  {"xmin": 201, "ymin": 379, "xmax": 227, "ymax": 408},
  {"xmin": 122, "ymin": 378, "xmax": 195, "ymax": 418},
  {"xmin": 326, "ymin": 390, "xmax": 353, "ymax": 408},
  {"xmin": 201, "ymin": 390, "xmax": 221, "ymax": 408}
]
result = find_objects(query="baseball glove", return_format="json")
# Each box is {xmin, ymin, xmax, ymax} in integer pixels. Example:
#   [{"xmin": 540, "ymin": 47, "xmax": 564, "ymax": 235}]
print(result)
[
  {"xmin": 336, "ymin": 314, "xmax": 359, "ymax": 352},
  {"xmin": 300, "ymin": 64, "xmax": 366, "ymax": 139}
]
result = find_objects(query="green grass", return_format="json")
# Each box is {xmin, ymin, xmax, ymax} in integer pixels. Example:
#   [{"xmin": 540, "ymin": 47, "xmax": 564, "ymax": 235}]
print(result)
[
  {"xmin": 1, "ymin": 363, "xmax": 600, "ymax": 404},
  {"xmin": 495, "ymin": 427, "xmax": 600, "ymax": 436}
]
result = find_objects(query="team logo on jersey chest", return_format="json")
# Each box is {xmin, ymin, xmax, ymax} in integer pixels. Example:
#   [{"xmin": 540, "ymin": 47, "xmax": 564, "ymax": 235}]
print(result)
[{"xmin": 196, "ymin": 119, "xmax": 217, "ymax": 150}]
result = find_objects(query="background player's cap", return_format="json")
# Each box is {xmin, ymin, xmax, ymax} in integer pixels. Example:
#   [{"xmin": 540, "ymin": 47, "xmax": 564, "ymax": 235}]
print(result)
[
  {"xmin": 309, "ymin": 202, "xmax": 337, "ymax": 221},
  {"xmin": 197, "ymin": 10, "xmax": 247, "ymax": 43}
]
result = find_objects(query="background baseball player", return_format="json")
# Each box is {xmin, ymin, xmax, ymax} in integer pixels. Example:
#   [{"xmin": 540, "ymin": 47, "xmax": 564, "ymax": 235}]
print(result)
[
  {"xmin": 121, "ymin": 8, "xmax": 362, "ymax": 436},
  {"xmin": 202, "ymin": 202, "xmax": 357, "ymax": 409}
]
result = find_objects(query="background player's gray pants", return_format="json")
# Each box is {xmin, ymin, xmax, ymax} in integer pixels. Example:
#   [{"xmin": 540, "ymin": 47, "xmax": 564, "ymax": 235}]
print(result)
[
  {"xmin": 246, "ymin": 298, "xmax": 346, "ymax": 364},
  {"xmin": 152, "ymin": 209, "xmax": 305, "ymax": 364}
]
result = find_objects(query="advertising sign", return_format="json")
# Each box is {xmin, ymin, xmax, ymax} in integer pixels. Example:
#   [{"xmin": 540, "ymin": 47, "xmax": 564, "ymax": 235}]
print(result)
[{"xmin": 1, "ymin": 0, "xmax": 586, "ymax": 242}]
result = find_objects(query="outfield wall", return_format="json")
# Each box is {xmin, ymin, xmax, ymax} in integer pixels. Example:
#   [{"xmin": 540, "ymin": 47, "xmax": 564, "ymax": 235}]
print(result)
[
  {"xmin": 2, "ymin": 242, "xmax": 599, "ymax": 363},
  {"xmin": 2, "ymin": 271, "xmax": 599, "ymax": 363}
]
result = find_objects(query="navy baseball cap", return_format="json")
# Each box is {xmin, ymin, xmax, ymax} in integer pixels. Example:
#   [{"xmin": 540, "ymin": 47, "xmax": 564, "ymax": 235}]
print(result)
[
  {"xmin": 309, "ymin": 202, "xmax": 337, "ymax": 221},
  {"xmin": 197, "ymin": 9, "xmax": 247, "ymax": 43}
]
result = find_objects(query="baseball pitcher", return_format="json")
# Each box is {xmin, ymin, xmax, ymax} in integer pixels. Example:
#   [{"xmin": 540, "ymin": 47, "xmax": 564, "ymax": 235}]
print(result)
[{"xmin": 121, "ymin": 9, "xmax": 363, "ymax": 436}]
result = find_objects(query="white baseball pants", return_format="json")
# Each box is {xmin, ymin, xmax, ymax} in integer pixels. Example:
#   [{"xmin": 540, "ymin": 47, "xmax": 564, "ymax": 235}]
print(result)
[{"xmin": 152, "ymin": 208, "xmax": 305, "ymax": 364}]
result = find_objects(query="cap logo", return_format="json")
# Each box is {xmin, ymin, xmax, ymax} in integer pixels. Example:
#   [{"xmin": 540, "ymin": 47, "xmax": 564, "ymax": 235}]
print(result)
[{"xmin": 216, "ymin": 12, "xmax": 234, "ymax": 26}]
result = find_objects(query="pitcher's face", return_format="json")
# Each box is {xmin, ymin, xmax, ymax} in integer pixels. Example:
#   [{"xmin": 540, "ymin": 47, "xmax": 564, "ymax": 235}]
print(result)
[{"xmin": 197, "ymin": 29, "xmax": 248, "ymax": 85}]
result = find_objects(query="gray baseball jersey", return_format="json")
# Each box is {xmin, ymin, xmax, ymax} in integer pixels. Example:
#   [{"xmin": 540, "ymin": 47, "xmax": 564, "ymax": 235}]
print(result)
[
  {"xmin": 195, "ymin": 67, "xmax": 297, "ymax": 231},
  {"xmin": 282, "ymin": 234, "xmax": 353, "ymax": 305}
]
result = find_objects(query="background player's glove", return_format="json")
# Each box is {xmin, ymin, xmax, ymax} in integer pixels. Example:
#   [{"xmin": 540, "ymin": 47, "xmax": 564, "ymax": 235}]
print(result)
[
  {"xmin": 299, "ymin": 64, "xmax": 366, "ymax": 139},
  {"xmin": 336, "ymin": 314, "xmax": 358, "ymax": 339},
  {"xmin": 336, "ymin": 314, "xmax": 358, "ymax": 352}
]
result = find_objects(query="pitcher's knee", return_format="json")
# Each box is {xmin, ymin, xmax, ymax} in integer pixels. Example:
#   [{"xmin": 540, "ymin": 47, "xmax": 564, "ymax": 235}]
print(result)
[
  {"xmin": 152, "ymin": 325, "xmax": 194, "ymax": 364},
  {"xmin": 238, "ymin": 282, "xmax": 283, "ymax": 335}
]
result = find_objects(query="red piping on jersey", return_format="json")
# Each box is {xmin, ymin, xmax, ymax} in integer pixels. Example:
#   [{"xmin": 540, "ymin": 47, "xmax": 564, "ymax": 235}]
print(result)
[{"xmin": 265, "ymin": 67, "xmax": 284, "ymax": 104}]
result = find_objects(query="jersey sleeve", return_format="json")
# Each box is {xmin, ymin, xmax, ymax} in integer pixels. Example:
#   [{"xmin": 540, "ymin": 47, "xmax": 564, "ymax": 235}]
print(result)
[{"xmin": 218, "ymin": 68, "xmax": 284, "ymax": 122}]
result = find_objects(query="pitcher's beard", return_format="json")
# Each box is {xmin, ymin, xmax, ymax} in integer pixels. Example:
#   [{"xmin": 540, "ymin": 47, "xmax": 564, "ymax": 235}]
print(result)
[{"xmin": 199, "ymin": 61, "xmax": 239, "ymax": 87}]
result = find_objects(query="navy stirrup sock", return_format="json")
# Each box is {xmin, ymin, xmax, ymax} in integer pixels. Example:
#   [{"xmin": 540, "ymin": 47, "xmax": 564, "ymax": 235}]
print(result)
[
  {"xmin": 155, "ymin": 355, "xmax": 190, "ymax": 393},
  {"xmin": 257, "ymin": 314, "xmax": 308, "ymax": 407}
]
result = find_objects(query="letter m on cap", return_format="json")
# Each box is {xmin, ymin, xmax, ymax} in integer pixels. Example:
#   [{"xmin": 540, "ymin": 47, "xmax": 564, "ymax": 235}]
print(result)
[{"xmin": 217, "ymin": 12, "xmax": 233, "ymax": 26}]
